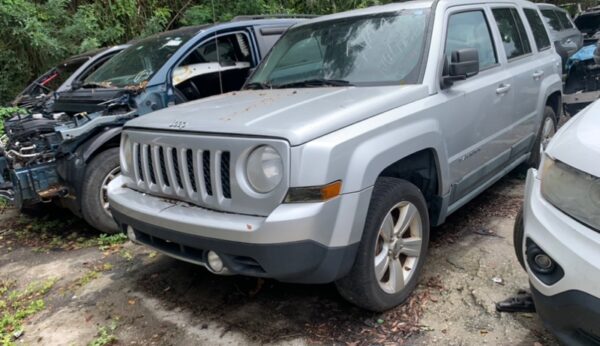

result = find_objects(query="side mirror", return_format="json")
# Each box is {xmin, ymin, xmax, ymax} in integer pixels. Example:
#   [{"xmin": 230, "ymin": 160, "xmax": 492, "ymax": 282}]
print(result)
[{"xmin": 442, "ymin": 48, "xmax": 480, "ymax": 89}]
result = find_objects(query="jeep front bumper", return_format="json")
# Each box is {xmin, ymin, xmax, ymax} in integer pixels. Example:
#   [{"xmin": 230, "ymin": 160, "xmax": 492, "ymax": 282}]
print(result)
[{"xmin": 108, "ymin": 175, "xmax": 372, "ymax": 283}]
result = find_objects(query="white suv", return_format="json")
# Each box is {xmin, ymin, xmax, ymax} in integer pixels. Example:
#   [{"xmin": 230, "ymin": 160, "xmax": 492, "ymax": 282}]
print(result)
[{"xmin": 514, "ymin": 101, "xmax": 600, "ymax": 344}]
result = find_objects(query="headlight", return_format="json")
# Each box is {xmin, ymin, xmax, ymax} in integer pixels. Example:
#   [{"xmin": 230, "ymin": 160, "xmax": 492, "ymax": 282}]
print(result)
[
  {"xmin": 246, "ymin": 145, "xmax": 283, "ymax": 193},
  {"xmin": 541, "ymin": 156, "xmax": 600, "ymax": 231},
  {"xmin": 121, "ymin": 134, "xmax": 132, "ymax": 173}
]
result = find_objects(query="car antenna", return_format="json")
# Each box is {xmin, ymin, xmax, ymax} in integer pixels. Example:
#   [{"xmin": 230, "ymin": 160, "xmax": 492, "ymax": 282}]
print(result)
[{"xmin": 211, "ymin": 0, "xmax": 224, "ymax": 95}]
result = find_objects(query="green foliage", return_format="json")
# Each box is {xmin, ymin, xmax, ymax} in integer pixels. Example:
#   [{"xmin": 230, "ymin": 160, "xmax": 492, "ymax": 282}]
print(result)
[
  {"xmin": 97, "ymin": 233, "xmax": 128, "ymax": 251},
  {"xmin": 0, "ymin": 107, "xmax": 27, "ymax": 136},
  {"xmin": 0, "ymin": 278, "xmax": 57, "ymax": 346},
  {"xmin": 88, "ymin": 321, "xmax": 118, "ymax": 346},
  {"xmin": 0, "ymin": 0, "xmax": 591, "ymax": 105}
]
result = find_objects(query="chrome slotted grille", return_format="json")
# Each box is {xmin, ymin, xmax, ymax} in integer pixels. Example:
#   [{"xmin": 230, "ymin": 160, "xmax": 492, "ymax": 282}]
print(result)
[
  {"xmin": 124, "ymin": 130, "xmax": 289, "ymax": 216},
  {"xmin": 134, "ymin": 144, "xmax": 230, "ymax": 202}
]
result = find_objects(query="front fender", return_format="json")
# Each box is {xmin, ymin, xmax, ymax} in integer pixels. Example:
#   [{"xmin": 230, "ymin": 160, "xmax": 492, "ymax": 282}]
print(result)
[
  {"xmin": 290, "ymin": 104, "xmax": 449, "ymax": 195},
  {"xmin": 81, "ymin": 127, "xmax": 122, "ymax": 163}
]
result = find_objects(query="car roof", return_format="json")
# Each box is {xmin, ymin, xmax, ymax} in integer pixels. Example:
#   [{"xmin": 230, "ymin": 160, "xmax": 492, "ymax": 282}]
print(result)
[
  {"xmin": 142, "ymin": 18, "xmax": 307, "ymax": 41},
  {"xmin": 294, "ymin": 0, "xmax": 540, "ymax": 28},
  {"xmin": 536, "ymin": 3, "xmax": 568, "ymax": 12}
]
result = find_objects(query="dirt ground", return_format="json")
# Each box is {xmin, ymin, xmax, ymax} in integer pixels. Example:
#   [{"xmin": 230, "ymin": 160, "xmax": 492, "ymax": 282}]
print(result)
[{"xmin": 0, "ymin": 171, "xmax": 559, "ymax": 346}]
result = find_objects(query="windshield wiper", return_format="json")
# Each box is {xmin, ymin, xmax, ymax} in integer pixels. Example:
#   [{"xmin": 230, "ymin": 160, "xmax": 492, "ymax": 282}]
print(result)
[
  {"xmin": 245, "ymin": 82, "xmax": 272, "ymax": 90},
  {"xmin": 80, "ymin": 82, "xmax": 110, "ymax": 89},
  {"xmin": 274, "ymin": 78, "xmax": 354, "ymax": 89}
]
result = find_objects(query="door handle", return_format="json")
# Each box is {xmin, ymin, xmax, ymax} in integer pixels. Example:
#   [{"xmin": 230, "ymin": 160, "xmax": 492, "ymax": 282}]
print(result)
[
  {"xmin": 496, "ymin": 84, "xmax": 511, "ymax": 95},
  {"xmin": 532, "ymin": 70, "xmax": 545, "ymax": 80}
]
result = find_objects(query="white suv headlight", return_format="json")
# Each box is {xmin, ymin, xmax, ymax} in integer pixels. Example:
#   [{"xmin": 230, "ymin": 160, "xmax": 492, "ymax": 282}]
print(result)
[
  {"xmin": 541, "ymin": 156, "xmax": 600, "ymax": 231},
  {"xmin": 246, "ymin": 145, "xmax": 283, "ymax": 193}
]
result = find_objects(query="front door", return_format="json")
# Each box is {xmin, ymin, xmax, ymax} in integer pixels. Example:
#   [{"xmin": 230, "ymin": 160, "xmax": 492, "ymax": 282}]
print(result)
[{"xmin": 440, "ymin": 6, "xmax": 516, "ymax": 205}]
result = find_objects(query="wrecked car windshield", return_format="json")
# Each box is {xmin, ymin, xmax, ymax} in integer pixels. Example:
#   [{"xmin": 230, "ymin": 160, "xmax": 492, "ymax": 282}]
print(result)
[
  {"xmin": 84, "ymin": 31, "xmax": 196, "ymax": 88},
  {"xmin": 248, "ymin": 9, "xmax": 430, "ymax": 88}
]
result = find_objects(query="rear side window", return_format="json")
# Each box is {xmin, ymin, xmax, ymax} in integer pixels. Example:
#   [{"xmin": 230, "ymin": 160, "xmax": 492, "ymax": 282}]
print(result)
[
  {"xmin": 541, "ymin": 9, "xmax": 562, "ymax": 31},
  {"xmin": 555, "ymin": 11, "xmax": 574, "ymax": 30},
  {"xmin": 524, "ymin": 9, "xmax": 551, "ymax": 51},
  {"xmin": 493, "ymin": 8, "xmax": 532, "ymax": 60},
  {"xmin": 445, "ymin": 11, "xmax": 498, "ymax": 69}
]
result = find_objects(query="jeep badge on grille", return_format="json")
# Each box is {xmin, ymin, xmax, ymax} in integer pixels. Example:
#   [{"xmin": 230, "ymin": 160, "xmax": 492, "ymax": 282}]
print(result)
[{"xmin": 169, "ymin": 120, "xmax": 187, "ymax": 129}]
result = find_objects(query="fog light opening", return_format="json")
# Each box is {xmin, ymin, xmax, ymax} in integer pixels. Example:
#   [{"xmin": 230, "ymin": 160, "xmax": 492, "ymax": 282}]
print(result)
[
  {"xmin": 207, "ymin": 251, "xmax": 225, "ymax": 273},
  {"xmin": 534, "ymin": 254, "xmax": 553, "ymax": 271}
]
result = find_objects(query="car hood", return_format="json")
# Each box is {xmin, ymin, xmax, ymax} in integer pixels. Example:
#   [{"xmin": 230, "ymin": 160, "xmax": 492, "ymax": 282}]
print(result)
[
  {"xmin": 125, "ymin": 86, "xmax": 429, "ymax": 145},
  {"xmin": 547, "ymin": 101, "xmax": 600, "ymax": 177}
]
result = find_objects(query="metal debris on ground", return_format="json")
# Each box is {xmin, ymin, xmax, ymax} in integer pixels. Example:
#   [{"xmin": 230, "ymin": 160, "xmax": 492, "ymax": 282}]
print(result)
[{"xmin": 496, "ymin": 292, "xmax": 536, "ymax": 313}]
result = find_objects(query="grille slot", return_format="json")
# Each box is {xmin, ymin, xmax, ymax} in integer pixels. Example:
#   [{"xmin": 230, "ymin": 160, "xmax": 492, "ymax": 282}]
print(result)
[
  {"xmin": 158, "ymin": 147, "xmax": 170, "ymax": 187},
  {"xmin": 221, "ymin": 152, "xmax": 231, "ymax": 199},
  {"xmin": 203, "ymin": 151, "xmax": 213, "ymax": 196},
  {"xmin": 147, "ymin": 145, "xmax": 157, "ymax": 184},
  {"xmin": 171, "ymin": 148, "xmax": 184, "ymax": 189},
  {"xmin": 135, "ymin": 143, "xmax": 144, "ymax": 182},
  {"xmin": 186, "ymin": 149, "xmax": 197, "ymax": 192}
]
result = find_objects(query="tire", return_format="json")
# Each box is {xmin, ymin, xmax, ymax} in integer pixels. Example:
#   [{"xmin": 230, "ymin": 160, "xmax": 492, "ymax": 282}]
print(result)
[
  {"xmin": 513, "ymin": 207, "xmax": 526, "ymax": 271},
  {"xmin": 527, "ymin": 106, "xmax": 556, "ymax": 169},
  {"xmin": 81, "ymin": 148, "xmax": 121, "ymax": 234},
  {"xmin": 335, "ymin": 177, "xmax": 430, "ymax": 312}
]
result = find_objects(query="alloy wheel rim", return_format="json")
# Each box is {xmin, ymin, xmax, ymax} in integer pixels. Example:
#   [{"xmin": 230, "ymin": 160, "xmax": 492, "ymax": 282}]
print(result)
[
  {"xmin": 540, "ymin": 117, "xmax": 555, "ymax": 156},
  {"xmin": 374, "ymin": 201, "xmax": 423, "ymax": 294},
  {"xmin": 100, "ymin": 167, "xmax": 121, "ymax": 217}
]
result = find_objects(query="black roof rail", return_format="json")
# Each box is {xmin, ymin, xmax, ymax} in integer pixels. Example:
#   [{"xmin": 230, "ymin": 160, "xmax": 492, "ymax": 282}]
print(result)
[{"xmin": 231, "ymin": 14, "xmax": 317, "ymax": 21}]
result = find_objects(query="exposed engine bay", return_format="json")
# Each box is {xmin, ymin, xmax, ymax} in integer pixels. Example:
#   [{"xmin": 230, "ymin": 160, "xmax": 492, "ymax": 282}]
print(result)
[{"xmin": 0, "ymin": 93, "xmax": 137, "ymax": 207}]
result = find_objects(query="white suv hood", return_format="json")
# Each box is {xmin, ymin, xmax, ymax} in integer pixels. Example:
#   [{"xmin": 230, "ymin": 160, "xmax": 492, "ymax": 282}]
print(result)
[
  {"xmin": 125, "ymin": 86, "xmax": 428, "ymax": 145},
  {"xmin": 547, "ymin": 101, "xmax": 600, "ymax": 177}
]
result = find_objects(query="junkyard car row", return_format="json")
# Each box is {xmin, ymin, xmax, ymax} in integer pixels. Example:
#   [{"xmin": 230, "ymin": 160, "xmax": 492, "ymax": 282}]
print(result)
[{"xmin": 1, "ymin": 0, "xmax": 599, "ymax": 344}]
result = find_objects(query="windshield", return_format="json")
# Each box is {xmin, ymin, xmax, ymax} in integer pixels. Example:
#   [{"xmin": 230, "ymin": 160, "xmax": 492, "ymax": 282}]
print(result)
[
  {"xmin": 84, "ymin": 30, "xmax": 197, "ymax": 88},
  {"xmin": 248, "ymin": 9, "xmax": 430, "ymax": 88},
  {"xmin": 575, "ymin": 13, "xmax": 600, "ymax": 34}
]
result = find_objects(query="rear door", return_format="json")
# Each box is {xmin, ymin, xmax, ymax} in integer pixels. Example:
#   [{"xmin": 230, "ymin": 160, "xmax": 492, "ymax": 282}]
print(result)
[
  {"xmin": 555, "ymin": 9, "xmax": 583, "ymax": 57},
  {"xmin": 490, "ymin": 6, "xmax": 546, "ymax": 159}
]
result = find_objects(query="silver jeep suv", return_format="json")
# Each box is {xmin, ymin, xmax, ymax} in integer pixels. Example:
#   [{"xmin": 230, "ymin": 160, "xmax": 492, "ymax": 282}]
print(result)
[{"xmin": 108, "ymin": 0, "xmax": 562, "ymax": 311}]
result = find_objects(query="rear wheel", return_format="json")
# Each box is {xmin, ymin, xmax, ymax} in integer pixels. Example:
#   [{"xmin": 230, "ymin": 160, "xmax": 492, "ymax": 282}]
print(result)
[
  {"xmin": 336, "ymin": 178, "xmax": 429, "ymax": 311},
  {"xmin": 81, "ymin": 148, "xmax": 121, "ymax": 234}
]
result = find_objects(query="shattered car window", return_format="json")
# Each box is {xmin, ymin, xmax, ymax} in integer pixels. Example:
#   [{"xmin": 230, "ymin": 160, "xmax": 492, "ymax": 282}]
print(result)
[
  {"xmin": 84, "ymin": 30, "xmax": 197, "ymax": 88},
  {"xmin": 249, "ymin": 9, "xmax": 430, "ymax": 87}
]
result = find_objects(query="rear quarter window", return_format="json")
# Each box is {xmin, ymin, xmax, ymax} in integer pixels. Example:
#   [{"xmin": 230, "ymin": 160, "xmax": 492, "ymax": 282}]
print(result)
[
  {"xmin": 493, "ymin": 8, "xmax": 532, "ymax": 60},
  {"xmin": 524, "ymin": 9, "xmax": 552, "ymax": 51}
]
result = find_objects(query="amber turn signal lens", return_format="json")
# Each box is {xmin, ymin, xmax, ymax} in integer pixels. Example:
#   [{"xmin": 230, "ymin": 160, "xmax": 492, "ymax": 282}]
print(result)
[
  {"xmin": 284, "ymin": 180, "xmax": 343, "ymax": 203},
  {"xmin": 320, "ymin": 181, "xmax": 342, "ymax": 201}
]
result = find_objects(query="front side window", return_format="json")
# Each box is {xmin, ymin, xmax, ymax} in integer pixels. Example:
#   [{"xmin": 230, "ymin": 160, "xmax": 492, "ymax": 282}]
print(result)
[
  {"xmin": 524, "ymin": 9, "xmax": 551, "ymax": 51},
  {"xmin": 493, "ymin": 8, "xmax": 532, "ymax": 60},
  {"xmin": 445, "ymin": 10, "xmax": 497, "ymax": 70},
  {"xmin": 541, "ymin": 9, "xmax": 562, "ymax": 31},
  {"xmin": 248, "ymin": 9, "xmax": 431, "ymax": 88}
]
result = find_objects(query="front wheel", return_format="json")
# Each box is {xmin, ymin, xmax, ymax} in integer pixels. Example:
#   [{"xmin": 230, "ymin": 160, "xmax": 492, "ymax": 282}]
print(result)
[
  {"xmin": 81, "ymin": 148, "xmax": 121, "ymax": 234},
  {"xmin": 336, "ymin": 178, "xmax": 430, "ymax": 311},
  {"xmin": 527, "ymin": 106, "xmax": 556, "ymax": 169}
]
